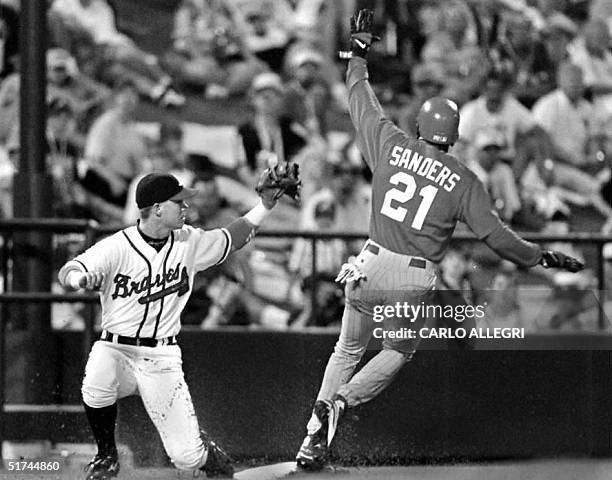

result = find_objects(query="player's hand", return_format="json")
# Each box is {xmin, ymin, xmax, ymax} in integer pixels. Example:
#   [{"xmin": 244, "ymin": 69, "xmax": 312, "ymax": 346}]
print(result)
[
  {"xmin": 255, "ymin": 162, "xmax": 301, "ymax": 209},
  {"xmin": 77, "ymin": 271, "xmax": 106, "ymax": 290},
  {"xmin": 540, "ymin": 250, "xmax": 584, "ymax": 273},
  {"xmin": 339, "ymin": 9, "xmax": 380, "ymax": 59}
]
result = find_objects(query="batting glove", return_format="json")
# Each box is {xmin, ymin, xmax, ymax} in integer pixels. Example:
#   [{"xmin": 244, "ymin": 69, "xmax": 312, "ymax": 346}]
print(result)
[
  {"xmin": 339, "ymin": 9, "xmax": 380, "ymax": 59},
  {"xmin": 540, "ymin": 250, "xmax": 584, "ymax": 273}
]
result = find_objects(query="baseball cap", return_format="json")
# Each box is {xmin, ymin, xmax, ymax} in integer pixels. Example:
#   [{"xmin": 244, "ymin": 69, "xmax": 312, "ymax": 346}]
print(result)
[
  {"xmin": 542, "ymin": 13, "xmax": 577, "ymax": 38},
  {"xmin": 474, "ymin": 130, "xmax": 506, "ymax": 150},
  {"xmin": 251, "ymin": 72, "xmax": 284, "ymax": 94},
  {"xmin": 290, "ymin": 49, "xmax": 324, "ymax": 69},
  {"xmin": 135, "ymin": 173, "xmax": 197, "ymax": 209}
]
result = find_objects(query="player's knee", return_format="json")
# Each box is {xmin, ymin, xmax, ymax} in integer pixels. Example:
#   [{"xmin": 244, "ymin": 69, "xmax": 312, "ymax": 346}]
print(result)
[
  {"xmin": 169, "ymin": 445, "xmax": 206, "ymax": 470},
  {"xmin": 81, "ymin": 383, "xmax": 117, "ymax": 408},
  {"xmin": 333, "ymin": 341, "xmax": 366, "ymax": 361}
]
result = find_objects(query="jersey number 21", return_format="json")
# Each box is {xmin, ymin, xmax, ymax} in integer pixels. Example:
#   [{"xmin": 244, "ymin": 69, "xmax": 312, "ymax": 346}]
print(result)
[{"xmin": 380, "ymin": 172, "xmax": 437, "ymax": 230}]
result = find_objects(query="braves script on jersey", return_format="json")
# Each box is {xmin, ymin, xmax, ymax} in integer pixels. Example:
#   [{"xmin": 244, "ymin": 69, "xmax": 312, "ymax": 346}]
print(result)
[
  {"xmin": 65, "ymin": 224, "xmax": 231, "ymax": 338},
  {"xmin": 348, "ymin": 59, "xmax": 504, "ymax": 263}
]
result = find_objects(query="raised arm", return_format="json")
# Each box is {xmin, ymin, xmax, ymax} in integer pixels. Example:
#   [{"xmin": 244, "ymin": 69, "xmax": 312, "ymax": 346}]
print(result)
[{"xmin": 343, "ymin": 9, "xmax": 407, "ymax": 171}]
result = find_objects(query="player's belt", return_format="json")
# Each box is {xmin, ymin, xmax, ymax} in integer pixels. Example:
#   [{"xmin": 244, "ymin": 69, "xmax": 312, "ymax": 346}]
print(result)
[
  {"xmin": 100, "ymin": 330, "xmax": 177, "ymax": 347},
  {"xmin": 364, "ymin": 243, "xmax": 427, "ymax": 269}
]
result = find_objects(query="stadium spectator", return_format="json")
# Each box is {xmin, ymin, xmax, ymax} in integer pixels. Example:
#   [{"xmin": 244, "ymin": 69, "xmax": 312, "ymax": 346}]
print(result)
[
  {"xmin": 420, "ymin": 0, "xmax": 488, "ymax": 105},
  {"xmin": 456, "ymin": 68, "xmax": 539, "ymax": 169},
  {"xmin": 289, "ymin": 195, "xmax": 346, "ymax": 281},
  {"xmin": 289, "ymin": 0, "xmax": 350, "ymax": 62},
  {"xmin": 568, "ymin": 18, "xmax": 612, "ymax": 125},
  {"xmin": 0, "ymin": 146, "xmax": 13, "ymax": 218},
  {"xmin": 397, "ymin": 63, "xmax": 445, "ymax": 136},
  {"xmin": 285, "ymin": 195, "xmax": 347, "ymax": 329},
  {"xmin": 283, "ymin": 48, "xmax": 348, "ymax": 138},
  {"xmin": 46, "ymin": 48, "xmax": 111, "ymax": 135},
  {"xmin": 303, "ymin": 156, "xmax": 370, "ymax": 257},
  {"xmin": 0, "ymin": 71, "xmax": 19, "ymax": 147},
  {"xmin": 166, "ymin": 0, "xmax": 268, "ymax": 99},
  {"xmin": 45, "ymin": 98, "xmax": 89, "ymax": 218},
  {"xmin": 589, "ymin": 0, "xmax": 612, "ymax": 37},
  {"xmin": 235, "ymin": 72, "xmax": 308, "ymax": 186},
  {"xmin": 539, "ymin": 12, "xmax": 577, "ymax": 73},
  {"xmin": 228, "ymin": 0, "xmax": 294, "ymax": 72},
  {"xmin": 0, "ymin": 2, "xmax": 18, "ymax": 79},
  {"xmin": 468, "ymin": 129, "xmax": 522, "ymax": 223},
  {"xmin": 532, "ymin": 62, "xmax": 594, "ymax": 169},
  {"xmin": 289, "ymin": 272, "xmax": 344, "ymax": 329},
  {"xmin": 50, "ymin": 0, "xmax": 186, "ymax": 107},
  {"xmin": 489, "ymin": 11, "xmax": 557, "ymax": 108},
  {"xmin": 81, "ymin": 80, "xmax": 146, "ymax": 222},
  {"xmin": 532, "ymin": 62, "xmax": 612, "ymax": 227}
]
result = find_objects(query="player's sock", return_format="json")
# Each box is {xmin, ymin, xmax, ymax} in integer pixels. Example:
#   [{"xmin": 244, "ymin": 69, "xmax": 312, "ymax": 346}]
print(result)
[{"xmin": 84, "ymin": 402, "xmax": 118, "ymax": 457}]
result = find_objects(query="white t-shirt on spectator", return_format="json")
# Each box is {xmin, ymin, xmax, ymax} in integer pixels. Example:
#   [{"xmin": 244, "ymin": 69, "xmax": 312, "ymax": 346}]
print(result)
[
  {"xmin": 51, "ymin": 0, "xmax": 131, "ymax": 47},
  {"xmin": 85, "ymin": 110, "xmax": 146, "ymax": 181},
  {"xmin": 532, "ymin": 89, "xmax": 593, "ymax": 167},
  {"xmin": 458, "ymin": 95, "xmax": 536, "ymax": 158},
  {"xmin": 568, "ymin": 37, "xmax": 612, "ymax": 122}
]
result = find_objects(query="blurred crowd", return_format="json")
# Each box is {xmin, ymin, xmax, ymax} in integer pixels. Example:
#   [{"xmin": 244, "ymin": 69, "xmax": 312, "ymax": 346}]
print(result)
[{"xmin": 1, "ymin": 0, "xmax": 611, "ymax": 332}]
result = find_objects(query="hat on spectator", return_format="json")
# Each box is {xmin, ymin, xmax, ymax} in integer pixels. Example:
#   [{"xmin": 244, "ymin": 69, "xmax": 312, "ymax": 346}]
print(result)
[
  {"xmin": 251, "ymin": 72, "xmax": 285, "ymax": 94},
  {"xmin": 47, "ymin": 48, "xmax": 76, "ymax": 73},
  {"xmin": 290, "ymin": 49, "xmax": 324, "ymax": 69},
  {"xmin": 542, "ymin": 13, "xmax": 577, "ymax": 38},
  {"xmin": 474, "ymin": 130, "xmax": 506, "ymax": 150},
  {"xmin": 136, "ymin": 173, "xmax": 197, "ymax": 209},
  {"xmin": 411, "ymin": 63, "xmax": 445, "ymax": 86}
]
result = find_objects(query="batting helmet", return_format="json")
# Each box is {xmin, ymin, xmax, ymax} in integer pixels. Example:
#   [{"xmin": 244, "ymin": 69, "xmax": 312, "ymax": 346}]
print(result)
[{"xmin": 416, "ymin": 97, "xmax": 460, "ymax": 146}]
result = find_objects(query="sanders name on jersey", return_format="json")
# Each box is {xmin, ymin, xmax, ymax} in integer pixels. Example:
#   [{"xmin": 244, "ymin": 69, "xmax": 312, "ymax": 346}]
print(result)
[{"xmin": 389, "ymin": 145, "xmax": 460, "ymax": 192}]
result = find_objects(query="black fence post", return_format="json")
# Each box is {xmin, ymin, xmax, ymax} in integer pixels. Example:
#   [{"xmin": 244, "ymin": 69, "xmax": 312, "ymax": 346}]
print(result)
[
  {"xmin": 310, "ymin": 238, "xmax": 318, "ymax": 324},
  {"xmin": 0, "ymin": 300, "xmax": 5, "ymax": 464},
  {"xmin": 597, "ymin": 242, "xmax": 606, "ymax": 330}
]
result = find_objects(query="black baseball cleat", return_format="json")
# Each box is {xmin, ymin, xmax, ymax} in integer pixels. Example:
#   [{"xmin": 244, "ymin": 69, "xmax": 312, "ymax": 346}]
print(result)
[
  {"xmin": 296, "ymin": 397, "xmax": 345, "ymax": 471},
  {"xmin": 201, "ymin": 436, "xmax": 234, "ymax": 478},
  {"xmin": 84, "ymin": 453, "xmax": 120, "ymax": 480}
]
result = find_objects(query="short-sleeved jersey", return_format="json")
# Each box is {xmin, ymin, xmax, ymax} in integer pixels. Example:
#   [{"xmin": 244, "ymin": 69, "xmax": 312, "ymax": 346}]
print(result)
[
  {"xmin": 64, "ymin": 225, "xmax": 231, "ymax": 338},
  {"xmin": 347, "ymin": 58, "xmax": 504, "ymax": 263}
]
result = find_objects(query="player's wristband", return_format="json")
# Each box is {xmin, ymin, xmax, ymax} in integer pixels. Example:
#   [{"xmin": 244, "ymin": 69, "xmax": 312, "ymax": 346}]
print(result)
[{"xmin": 244, "ymin": 200, "xmax": 270, "ymax": 226}]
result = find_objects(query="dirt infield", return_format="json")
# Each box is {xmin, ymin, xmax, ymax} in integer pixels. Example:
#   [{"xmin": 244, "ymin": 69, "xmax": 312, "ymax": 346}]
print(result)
[{"xmin": 2, "ymin": 459, "xmax": 612, "ymax": 480}]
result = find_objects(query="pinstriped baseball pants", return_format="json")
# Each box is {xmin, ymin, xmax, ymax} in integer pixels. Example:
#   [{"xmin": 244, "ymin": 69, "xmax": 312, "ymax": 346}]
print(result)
[{"xmin": 315, "ymin": 240, "xmax": 437, "ymax": 408}]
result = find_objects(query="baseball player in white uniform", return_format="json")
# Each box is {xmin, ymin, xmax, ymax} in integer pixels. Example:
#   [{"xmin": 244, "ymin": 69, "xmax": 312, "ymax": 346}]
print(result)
[{"xmin": 58, "ymin": 171, "xmax": 294, "ymax": 479}]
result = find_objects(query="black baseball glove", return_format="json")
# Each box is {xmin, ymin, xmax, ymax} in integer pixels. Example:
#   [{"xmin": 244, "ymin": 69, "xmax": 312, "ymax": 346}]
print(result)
[
  {"xmin": 339, "ymin": 9, "xmax": 380, "ymax": 59},
  {"xmin": 540, "ymin": 250, "xmax": 584, "ymax": 273},
  {"xmin": 255, "ymin": 162, "xmax": 301, "ymax": 209}
]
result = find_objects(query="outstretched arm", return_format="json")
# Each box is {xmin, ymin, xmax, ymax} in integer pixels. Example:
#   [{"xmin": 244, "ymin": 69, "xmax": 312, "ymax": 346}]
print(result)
[{"xmin": 460, "ymin": 176, "xmax": 584, "ymax": 272}]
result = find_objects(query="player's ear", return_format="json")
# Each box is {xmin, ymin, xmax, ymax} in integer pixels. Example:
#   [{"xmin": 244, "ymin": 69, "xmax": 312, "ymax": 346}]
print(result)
[{"xmin": 156, "ymin": 204, "xmax": 162, "ymax": 216}]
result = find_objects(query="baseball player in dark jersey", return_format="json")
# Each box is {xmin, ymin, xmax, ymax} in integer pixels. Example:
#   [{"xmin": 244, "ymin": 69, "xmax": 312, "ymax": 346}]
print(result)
[
  {"xmin": 295, "ymin": 9, "xmax": 584, "ymax": 471},
  {"xmin": 58, "ymin": 168, "xmax": 299, "ymax": 479}
]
